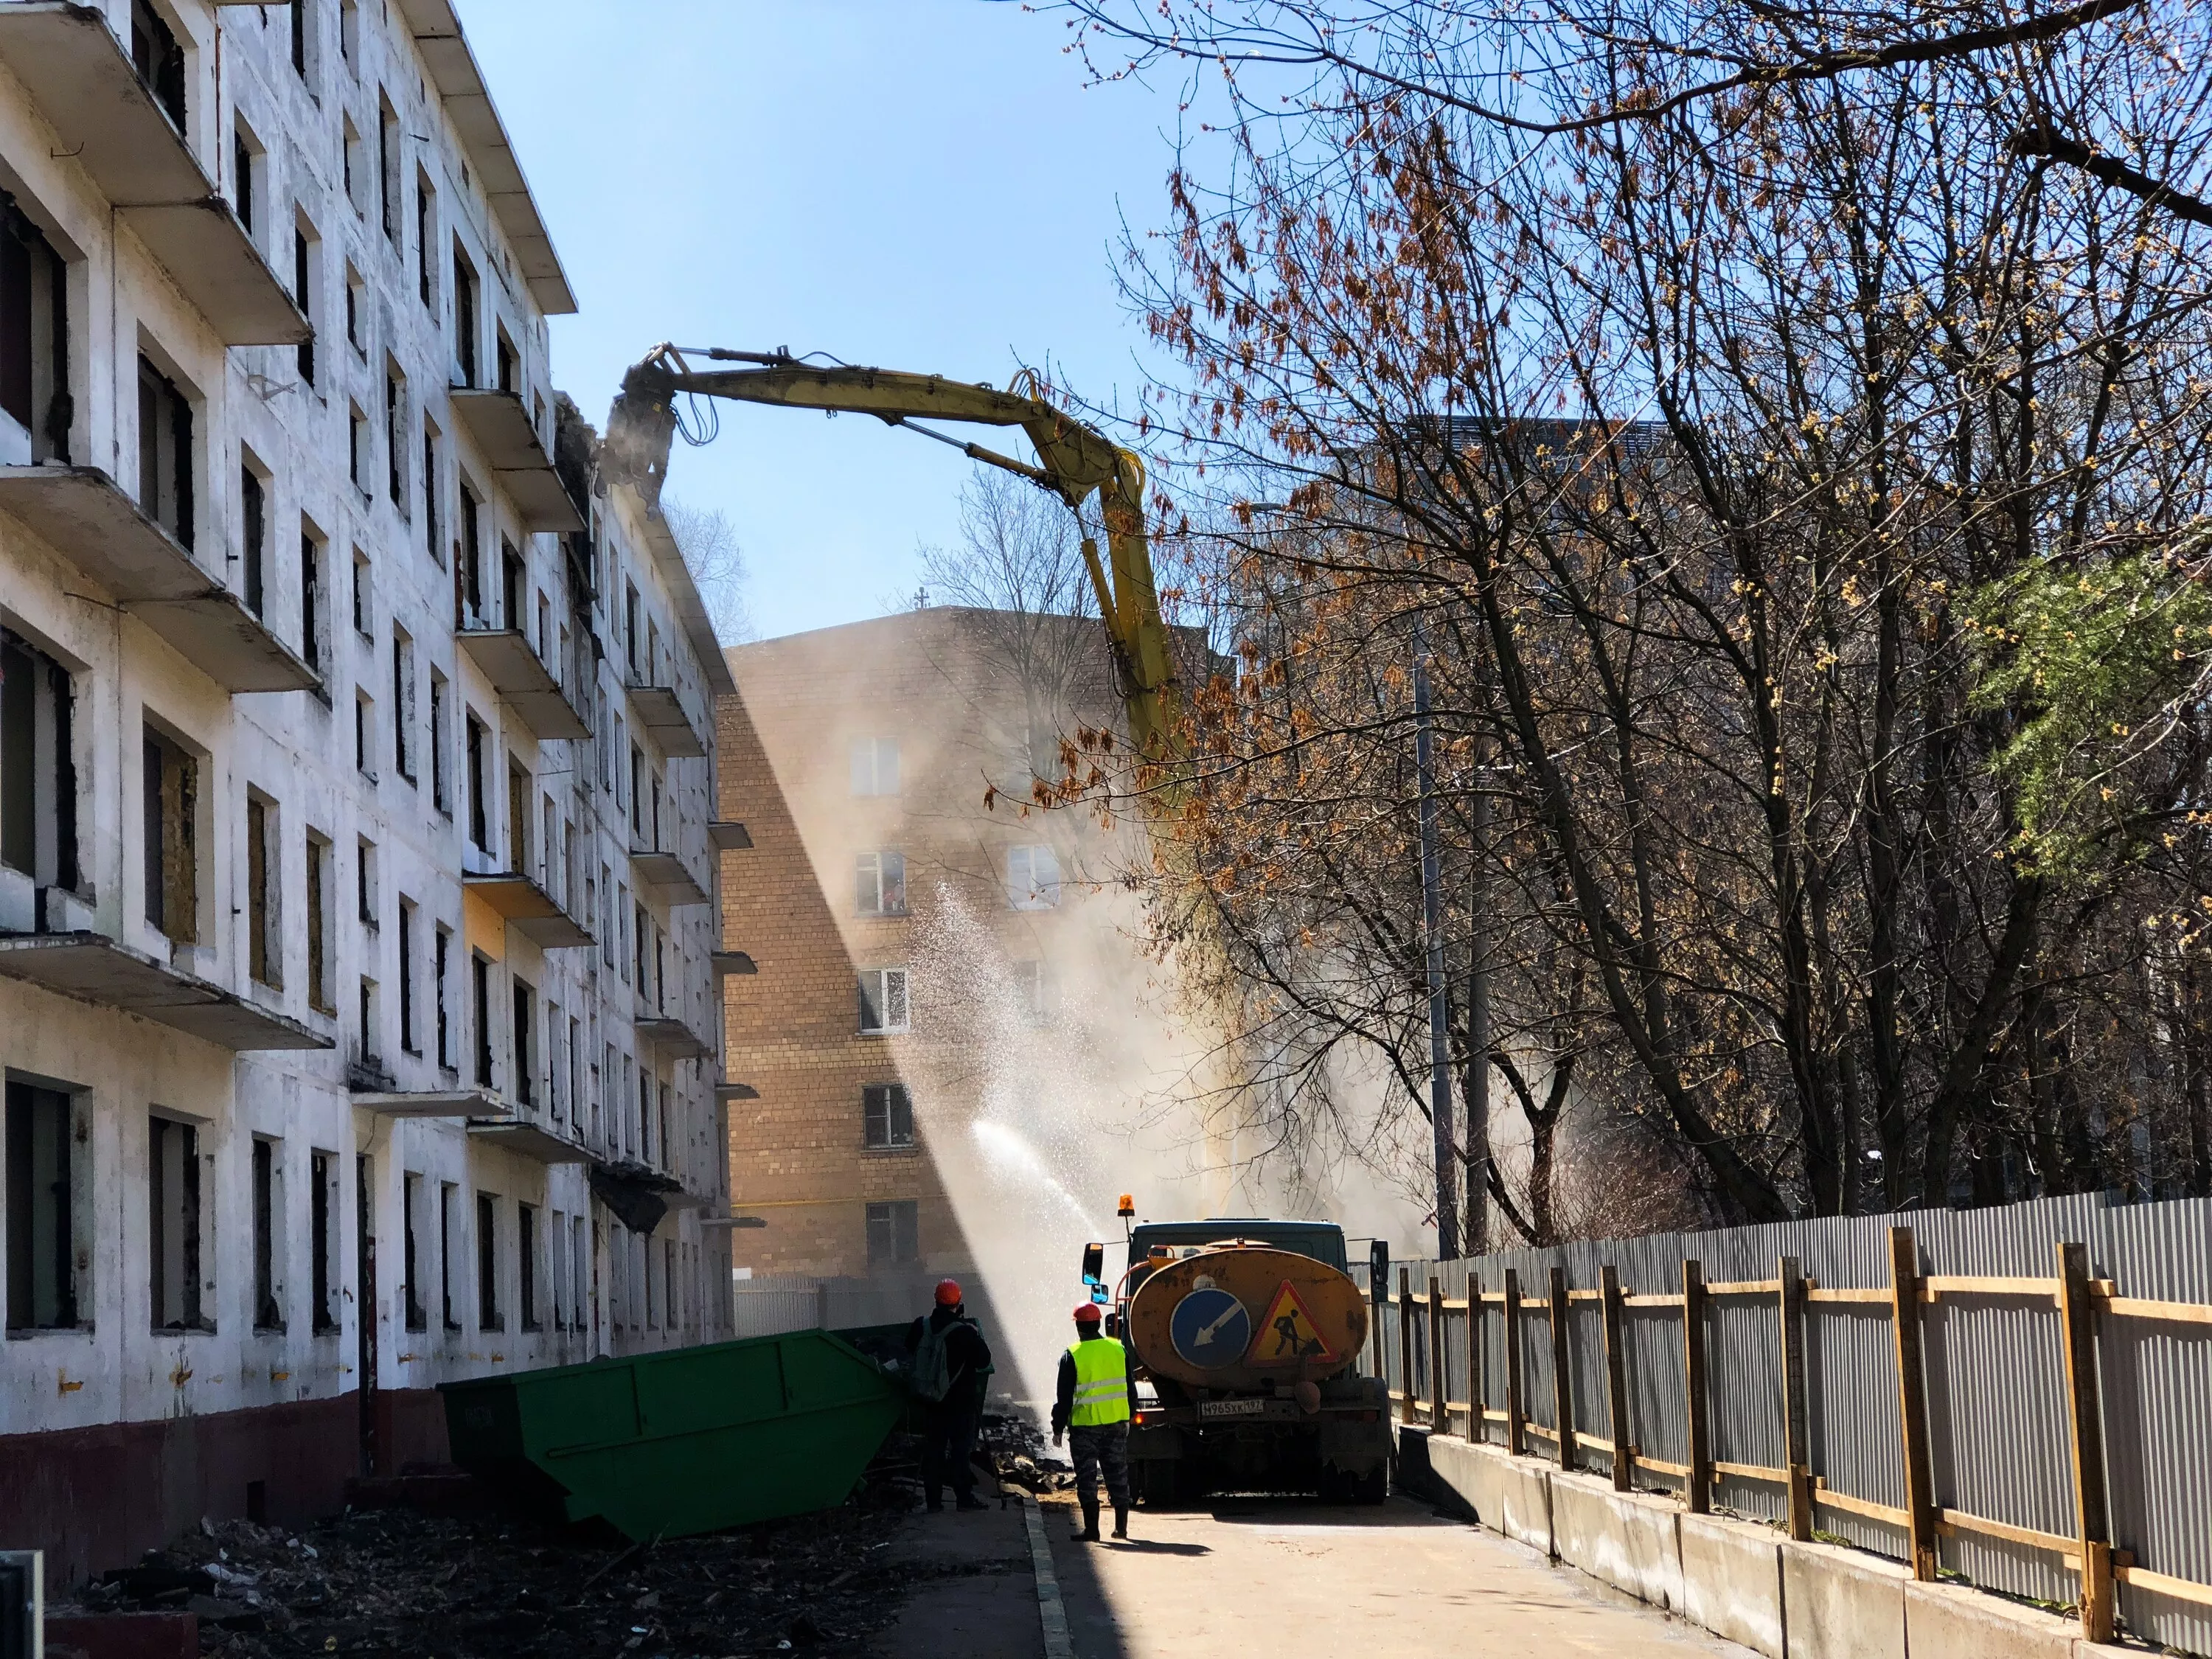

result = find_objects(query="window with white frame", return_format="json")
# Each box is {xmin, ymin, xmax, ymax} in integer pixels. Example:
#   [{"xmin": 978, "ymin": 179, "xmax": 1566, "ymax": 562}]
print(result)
[
  {"xmin": 857, "ymin": 967, "xmax": 908, "ymax": 1034},
  {"xmin": 855, "ymin": 850, "xmax": 905, "ymax": 917},
  {"xmin": 863, "ymin": 1082, "xmax": 914, "ymax": 1150},
  {"xmin": 1006, "ymin": 844, "xmax": 1060, "ymax": 910},
  {"xmin": 849, "ymin": 736, "xmax": 900, "ymax": 797},
  {"xmin": 1012, "ymin": 959, "xmax": 1052, "ymax": 1026}
]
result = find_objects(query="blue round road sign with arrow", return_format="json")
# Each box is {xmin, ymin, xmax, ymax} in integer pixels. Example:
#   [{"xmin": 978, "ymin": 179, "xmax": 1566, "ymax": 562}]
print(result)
[{"xmin": 1169, "ymin": 1287, "xmax": 1251, "ymax": 1368}]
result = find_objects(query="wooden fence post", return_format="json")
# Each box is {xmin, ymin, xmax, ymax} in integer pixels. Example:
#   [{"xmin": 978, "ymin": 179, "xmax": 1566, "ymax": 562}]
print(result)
[
  {"xmin": 1469, "ymin": 1273, "xmax": 1486, "ymax": 1447},
  {"xmin": 1503, "ymin": 1267, "xmax": 1526, "ymax": 1456},
  {"xmin": 2057, "ymin": 1241, "xmax": 2115, "ymax": 1642},
  {"xmin": 1683, "ymin": 1258, "xmax": 1710, "ymax": 1514},
  {"xmin": 1550, "ymin": 1265, "xmax": 1576, "ymax": 1471},
  {"xmin": 1778, "ymin": 1255, "xmax": 1813, "ymax": 1541},
  {"xmin": 1428, "ymin": 1274, "xmax": 1447, "ymax": 1433},
  {"xmin": 1600, "ymin": 1263, "xmax": 1632, "ymax": 1491},
  {"xmin": 1398, "ymin": 1267, "xmax": 1416, "ymax": 1425},
  {"xmin": 1888, "ymin": 1226, "xmax": 1938, "ymax": 1581},
  {"xmin": 1371, "ymin": 1252, "xmax": 1389, "ymax": 1385}
]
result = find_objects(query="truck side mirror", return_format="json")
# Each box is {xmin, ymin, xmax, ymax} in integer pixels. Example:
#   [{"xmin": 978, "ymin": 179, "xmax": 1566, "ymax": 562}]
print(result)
[
  {"xmin": 1081, "ymin": 1242, "xmax": 1105, "ymax": 1287},
  {"xmin": 1369, "ymin": 1238, "xmax": 1390, "ymax": 1300}
]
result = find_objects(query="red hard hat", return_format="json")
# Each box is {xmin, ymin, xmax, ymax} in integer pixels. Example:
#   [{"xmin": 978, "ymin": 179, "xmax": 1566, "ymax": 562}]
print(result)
[
  {"xmin": 935, "ymin": 1279, "xmax": 963, "ymax": 1307},
  {"xmin": 1073, "ymin": 1301, "xmax": 1103, "ymax": 1323}
]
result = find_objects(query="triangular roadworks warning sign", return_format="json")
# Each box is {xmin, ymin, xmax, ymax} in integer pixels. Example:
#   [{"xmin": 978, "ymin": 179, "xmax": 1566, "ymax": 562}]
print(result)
[{"xmin": 1245, "ymin": 1279, "xmax": 1339, "ymax": 1366}]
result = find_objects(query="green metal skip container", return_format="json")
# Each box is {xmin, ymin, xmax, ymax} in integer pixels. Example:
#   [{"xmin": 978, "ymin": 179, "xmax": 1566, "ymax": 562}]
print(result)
[{"xmin": 439, "ymin": 1329, "xmax": 905, "ymax": 1540}]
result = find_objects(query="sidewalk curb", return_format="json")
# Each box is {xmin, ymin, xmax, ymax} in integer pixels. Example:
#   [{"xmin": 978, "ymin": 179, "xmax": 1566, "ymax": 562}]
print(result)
[{"xmin": 1019, "ymin": 1500, "xmax": 1076, "ymax": 1659}]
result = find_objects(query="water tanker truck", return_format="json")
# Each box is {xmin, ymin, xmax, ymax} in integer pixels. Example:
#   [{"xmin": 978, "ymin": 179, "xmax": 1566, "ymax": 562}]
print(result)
[{"xmin": 1081, "ymin": 1215, "xmax": 1391, "ymax": 1504}]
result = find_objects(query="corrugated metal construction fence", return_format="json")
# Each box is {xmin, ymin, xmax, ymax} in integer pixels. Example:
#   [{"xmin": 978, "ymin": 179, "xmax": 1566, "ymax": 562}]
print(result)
[
  {"xmin": 728, "ymin": 1273, "xmax": 939, "ymax": 1338},
  {"xmin": 1375, "ymin": 1191, "xmax": 2212, "ymax": 1655}
]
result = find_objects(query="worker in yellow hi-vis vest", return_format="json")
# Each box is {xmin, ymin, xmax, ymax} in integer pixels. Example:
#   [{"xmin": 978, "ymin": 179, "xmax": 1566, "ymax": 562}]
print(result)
[{"xmin": 1051, "ymin": 1301, "xmax": 1138, "ymax": 1541}]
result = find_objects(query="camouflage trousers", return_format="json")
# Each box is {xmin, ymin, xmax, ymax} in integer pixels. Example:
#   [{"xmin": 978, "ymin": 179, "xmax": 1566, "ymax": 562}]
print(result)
[{"xmin": 1068, "ymin": 1421, "xmax": 1131, "ymax": 1512}]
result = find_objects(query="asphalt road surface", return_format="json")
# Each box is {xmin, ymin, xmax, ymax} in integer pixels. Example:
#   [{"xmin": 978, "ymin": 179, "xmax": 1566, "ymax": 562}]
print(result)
[{"xmin": 873, "ymin": 1489, "xmax": 1756, "ymax": 1659}]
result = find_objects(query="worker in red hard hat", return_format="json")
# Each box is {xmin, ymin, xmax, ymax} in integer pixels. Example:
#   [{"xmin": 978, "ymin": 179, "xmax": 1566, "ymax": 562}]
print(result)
[
  {"xmin": 902, "ymin": 1278, "xmax": 994, "ymax": 1513},
  {"xmin": 1052, "ymin": 1301, "xmax": 1138, "ymax": 1542}
]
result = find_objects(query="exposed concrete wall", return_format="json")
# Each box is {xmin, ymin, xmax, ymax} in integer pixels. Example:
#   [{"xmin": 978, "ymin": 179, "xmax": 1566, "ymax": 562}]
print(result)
[
  {"xmin": 0, "ymin": 0, "xmax": 728, "ymax": 1583},
  {"xmin": 1413, "ymin": 1433, "xmax": 2132, "ymax": 1659}
]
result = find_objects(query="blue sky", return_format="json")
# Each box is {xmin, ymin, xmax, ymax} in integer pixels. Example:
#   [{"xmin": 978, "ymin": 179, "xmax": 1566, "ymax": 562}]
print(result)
[{"xmin": 453, "ymin": 1, "xmax": 1189, "ymax": 640}]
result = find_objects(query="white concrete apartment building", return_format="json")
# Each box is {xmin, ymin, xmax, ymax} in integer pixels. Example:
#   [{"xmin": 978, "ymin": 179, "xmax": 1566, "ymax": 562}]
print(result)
[{"xmin": 0, "ymin": 0, "xmax": 732, "ymax": 1584}]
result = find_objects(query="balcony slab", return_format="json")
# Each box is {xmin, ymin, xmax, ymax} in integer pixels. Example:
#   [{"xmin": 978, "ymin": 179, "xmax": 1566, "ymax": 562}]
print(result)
[
  {"xmin": 448, "ymin": 389, "xmax": 584, "ymax": 532},
  {"xmin": 0, "ymin": 6, "xmax": 308, "ymax": 344},
  {"xmin": 630, "ymin": 846, "xmax": 708, "ymax": 908},
  {"xmin": 0, "ymin": 931, "xmax": 332, "ymax": 1050},
  {"xmin": 456, "ymin": 628, "xmax": 591, "ymax": 740},
  {"xmin": 636, "ymin": 1014, "xmax": 716, "ymax": 1062},
  {"xmin": 626, "ymin": 681, "xmax": 706, "ymax": 758},
  {"xmin": 466, "ymin": 1119, "xmax": 587, "ymax": 1164},
  {"xmin": 462, "ymin": 872, "xmax": 593, "ymax": 948},
  {"xmin": 0, "ymin": 466, "xmax": 318, "ymax": 691},
  {"xmin": 352, "ymin": 1087, "xmax": 509, "ymax": 1119}
]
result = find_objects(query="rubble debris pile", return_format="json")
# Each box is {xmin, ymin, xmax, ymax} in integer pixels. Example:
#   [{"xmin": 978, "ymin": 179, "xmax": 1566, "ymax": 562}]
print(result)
[{"xmin": 60, "ymin": 1460, "xmax": 984, "ymax": 1658}]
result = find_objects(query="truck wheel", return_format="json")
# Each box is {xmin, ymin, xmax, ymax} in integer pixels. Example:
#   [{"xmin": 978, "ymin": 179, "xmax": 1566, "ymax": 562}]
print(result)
[{"xmin": 1350, "ymin": 1462, "xmax": 1388, "ymax": 1504}]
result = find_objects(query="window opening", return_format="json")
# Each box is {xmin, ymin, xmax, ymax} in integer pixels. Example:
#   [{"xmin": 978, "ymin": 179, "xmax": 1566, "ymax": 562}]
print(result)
[
  {"xmin": 402, "ymin": 1172, "xmax": 425, "ymax": 1330},
  {"xmin": 385, "ymin": 368, "xmax": 406, "ymax": 507},
  {"xmin": 850, "ymin": 737, "xmax": 900, "ymax": 796},
  {"xmin": 465, "ymin": 715, "xmax": 487, "ymax": 849},
  {"xmin": 512, "ymin": 975, "xmax": 535, "ymax": 1106},
  {"xmin": 858, "ymin": 967, "xmax": 909, "ymax": 1034},
  {"xmin": 429, "ymin": 670, "xmax": 450, "ymax": 813},
  {"xmin": 142, "ymin": 724, "xmax": 197, "ymax": 942},
  {"xmin": 305, "ymin": 831, "xmax": 332, "ymax": 1012},
  {"xmin": 866, "ymin": 1200, "xmax": 919, "ymax": 1267},
  {"xmin": 0, "ymin": 198, "xmax": 72, "ymax": 465},
  {"xmin": 239, "ymin": 461, "xmax": 265, "ymax": 616},
  {"xmin": 863, "ymin": 1082, "xmax": 914, "ymax": 1150},
  {"xmin": 136, "ymin": 355, "xmax": 192, "ymax": 548},
  {"xmin": 1007, "ymin": 844, "xmax": 1062, "ymax": 910},
  {"xmin": 5, "ymin": 1081, "xmax": 77, "ymax": 1330},
  {"xmin": 472, "ymin": 953, "xmax": 493, "ymax": 1088},
  {"xmin": 310, "ymin": 1150, "xmax": 335, "ymax": 1332},
  {"xmin": 252, "ymin": 1136, "xmax": 283, "ymax": 1329},
  {"xmin": 452, "ymin": 244, "xmax": 478, "ymax": 386},
  {"xmin": 131, "ymin": 1, "xmax": 187, "ymax": 133},
  {"xmin": 294, "ymin": 226, "xmax": 315, "ymax": 385},
  {"xmin": 149, "ymin": 1113, "xmax": 204, "ymax": 1329},
  {"xmin": 299, "ymin": 529, "xmax": 325, "ymax": 676},
  {"xmin": 246, "ymin": 793, "xmax": 279, "ymax": 987},
  {"xmin": 439, "ymin": 1180, "xmax": 459, "ymax": 1329},
  {"xmin": 378, "ymin": 94, "xmax": 400, "ymax": 242},
  {"xmin": 397, "ymin": 897, "xmax": 417, "ymax": 1052},
  {"xmin": 414, "ymin": 170, "xmax": 434, "ymax": 307},
  {"xmin": 434, "ymin": 924, "xmax": 452, "ymax": 1069},
  {"xmin": 476, "ymin": 1190, "xmax": 501, "ymax": 1330},
  {"xmin": 0, "ymin": 630, "xmax": 80, "ymax": 893},
  {"xmin": 855, "ymin": 850, "xmax": 905, "ymax": 917},
  {"xmin": 519, "ymin": 1203, "xmax": 539, "ymax": 1331}
]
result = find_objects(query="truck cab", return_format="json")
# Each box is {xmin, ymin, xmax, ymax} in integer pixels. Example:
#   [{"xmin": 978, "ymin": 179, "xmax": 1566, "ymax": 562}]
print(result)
[{"xmin": 1125, "ymin": 1218, "xmax": 1351, "ymax": 1276}]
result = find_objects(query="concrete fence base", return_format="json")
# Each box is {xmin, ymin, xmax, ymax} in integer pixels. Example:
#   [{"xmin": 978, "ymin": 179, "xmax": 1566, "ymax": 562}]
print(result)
[{"xmin": 1412, "ymin": 1430, "xmax": 2140, "ymax": 1659}]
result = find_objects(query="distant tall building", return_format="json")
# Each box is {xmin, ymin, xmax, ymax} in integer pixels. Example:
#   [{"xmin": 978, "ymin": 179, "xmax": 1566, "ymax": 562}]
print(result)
[{"xmin": 716, "ymin": 607, "xmax": 1172, "ymax": 1367}]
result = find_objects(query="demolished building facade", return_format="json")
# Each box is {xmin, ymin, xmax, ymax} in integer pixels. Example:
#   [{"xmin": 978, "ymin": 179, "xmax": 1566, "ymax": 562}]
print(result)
[{"xmin": 0, "ymin": 0, "xmax": 732, "ymax": 1583}]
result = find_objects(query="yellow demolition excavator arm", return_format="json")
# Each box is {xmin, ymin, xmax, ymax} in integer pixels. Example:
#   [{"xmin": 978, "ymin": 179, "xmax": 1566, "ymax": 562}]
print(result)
[{"xmin": 600, "ymin": 345, "xmax": 1180, "ymax": 765}]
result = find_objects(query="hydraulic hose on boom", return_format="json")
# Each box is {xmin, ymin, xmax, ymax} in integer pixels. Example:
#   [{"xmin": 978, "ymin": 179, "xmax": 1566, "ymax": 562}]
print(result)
[{"xmin": 600, "ymin": 345, "xmax": 1180, "ymax": 766}]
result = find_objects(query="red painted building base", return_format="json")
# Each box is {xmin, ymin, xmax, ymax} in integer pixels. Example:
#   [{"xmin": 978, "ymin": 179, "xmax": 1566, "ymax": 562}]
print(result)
[
  {"xmin": 41, "ymin": 1611, "xmax": 200, "ymax": 1659},
  {"xmin": 0, "ymin": 1390, "xmax": 451, "ymax": 1590}
]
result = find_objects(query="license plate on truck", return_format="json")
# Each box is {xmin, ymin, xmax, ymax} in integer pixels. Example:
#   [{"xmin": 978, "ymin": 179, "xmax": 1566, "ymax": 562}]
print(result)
[{"xmin": 1198, "ymin": 1398, "xmax": 1265, "ymax": 1419}]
